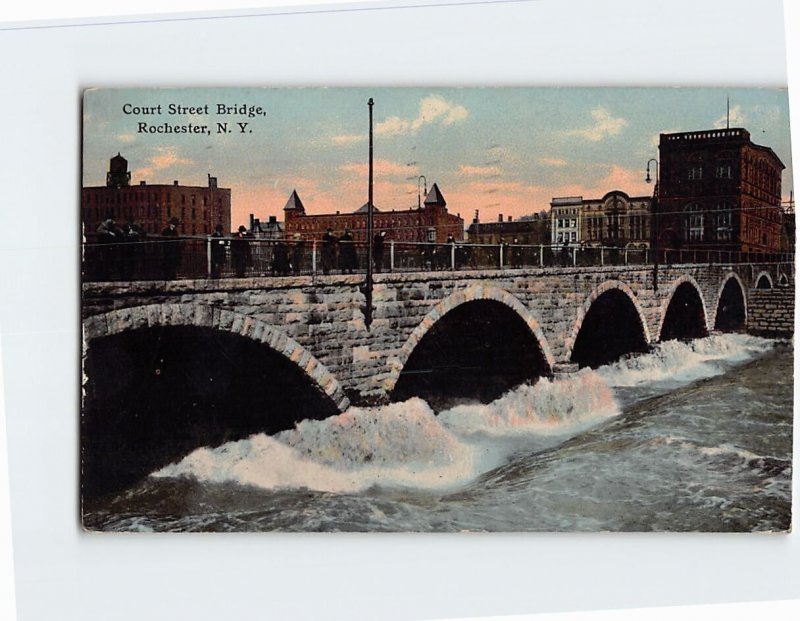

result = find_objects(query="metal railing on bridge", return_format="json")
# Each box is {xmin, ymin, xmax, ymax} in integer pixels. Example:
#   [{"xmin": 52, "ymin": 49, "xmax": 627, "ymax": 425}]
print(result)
[{"xmin": 81, "ymin": 237, "xmax": 796, "ymax": 282}]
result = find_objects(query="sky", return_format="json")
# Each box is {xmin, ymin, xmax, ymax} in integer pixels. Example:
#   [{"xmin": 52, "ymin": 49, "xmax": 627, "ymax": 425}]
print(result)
[{"xmin": 83, "ymin": 87, "xmax": 793, "ymax": 228}]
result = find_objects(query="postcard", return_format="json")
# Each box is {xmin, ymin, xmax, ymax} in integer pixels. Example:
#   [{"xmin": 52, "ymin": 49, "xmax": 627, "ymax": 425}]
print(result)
[{"xmin": 80, "ymin": 87, "xmax": 793, "ymax": 532}]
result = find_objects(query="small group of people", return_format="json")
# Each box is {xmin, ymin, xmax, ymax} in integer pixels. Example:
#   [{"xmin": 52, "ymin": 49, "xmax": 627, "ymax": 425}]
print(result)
[
  {"xmin": 94, "ymin": 218, "xmax": 147, "ymax": 280},
  {"xmin": 210, "ymin": 224, "xmax": 253, "ymax": 278},
  {"xmin": 321, "ymin": 228, "xmax": 388, "ymax": 275},
  {"xmin": 321, "ymin": 228, "xmax": 357, "ymax": 274},
  {"xmin": 273, "ymin": 236, "xmax": 307, "ymax": 276}
]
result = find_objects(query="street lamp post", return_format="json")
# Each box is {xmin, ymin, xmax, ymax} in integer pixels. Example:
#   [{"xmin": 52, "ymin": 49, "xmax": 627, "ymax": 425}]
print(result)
[
  {"xmin": 646, "ymin": 158, "xmax": 659, "ymax": 292},
  {"xmin": 364, "ymin": 97, "xmax": 375, "ymax": 329},
  {"xmin": 417, "ymin": 175, "xmax": 427, "ymax": 243}
]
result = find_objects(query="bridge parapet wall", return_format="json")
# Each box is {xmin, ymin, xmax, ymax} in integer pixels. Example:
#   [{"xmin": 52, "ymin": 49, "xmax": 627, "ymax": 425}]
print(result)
[{"xmin": 82, "ymin": 262, "xmax": 789, "ymax": 403}]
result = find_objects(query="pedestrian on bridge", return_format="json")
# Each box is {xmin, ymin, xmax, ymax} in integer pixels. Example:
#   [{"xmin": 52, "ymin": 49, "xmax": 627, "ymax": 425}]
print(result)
[
  {"xmin": 209, "ymin": 224, "xmax": 226, "ymax": 279},
  {"xmin": 160, "ymin": 217, "xmax": 181, "ymax": 280},
  {"xmin": 373, "ymin": 230, "xmax": 386, "ymax": 273},
  {"xmin": 231, "ymin": 225, "xmax": 252, "ymax": 278},
  {"xmin": 339, "ymin": 228, "xmax": 358, "ymax": 274},
  {"xmin": 322, "ymin": 228, "xmax": 337, "ymax": 275}
]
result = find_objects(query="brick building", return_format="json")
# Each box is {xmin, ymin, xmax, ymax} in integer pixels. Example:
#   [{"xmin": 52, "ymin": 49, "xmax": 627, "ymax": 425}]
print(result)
[
  {"xmin": 657, "ymin": 128, "xmax": 785, "ymax": 252},
  {"xmin": 467, "ymin": 213, "xmax": 550, "ymax": 245},
  {"xmin": 82, "ymin": 153, "xmax": 231, "ymax": 237},
  {"xmin": 282, "ymin": 183, "xmax": 464, "ymax": 243}
]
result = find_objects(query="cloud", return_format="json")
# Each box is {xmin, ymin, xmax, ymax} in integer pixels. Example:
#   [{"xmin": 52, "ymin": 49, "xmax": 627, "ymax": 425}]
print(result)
[
  {"xmin": 131, "ymin": 147, "xmax": 194, "ymax": 181},
  {"xmin": 331, "ymin": 133, "xmax": 366, "ymax": 145},
  {"xmin": 566, "ymin": 107, "xmax": 628, "ymax": 142},
  {"xmin": 150, "ymin": 147, "xmax": 193, "ymax": 170},
  {"xmin": 459, "ymin": 164, "xmax": 502, "ymax": 177},
  {"xmin": 376, "ymin": 95, "xmax": 468, "ymax": 136},
  {"xmin": 713, "ymin": 104, "xmax": 746, "ymax": 129},
  {"xmin": 340, "ymin": 159, "xmax": 417, "ymax": 177},
  {"xmin": 116, "ymin": 133, "xmax": 136, "ymax": 143},
  {"xmin": 538, "ymin": 157, "xmax": 568, "ymax": 167}
]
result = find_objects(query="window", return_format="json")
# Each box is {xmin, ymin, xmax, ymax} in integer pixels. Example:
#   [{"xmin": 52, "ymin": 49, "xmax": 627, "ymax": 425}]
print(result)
[
  {"xmin": 716, "ymin": 164, "xmax": 732, "ymax": 179},
  {"xmin": 557, "ymin": 232, "xmax": 563, "ymax": 242},
  {"xmin": 714, "ymin": 202, "xmax": 733, "ymax": 241},
  {"xmin": 688, "ymin": 167, "xmax": 703, "ymax": 180},
  {"xmin": 685, "ymin": 203, "xmax": 704, "ymax": 241}
]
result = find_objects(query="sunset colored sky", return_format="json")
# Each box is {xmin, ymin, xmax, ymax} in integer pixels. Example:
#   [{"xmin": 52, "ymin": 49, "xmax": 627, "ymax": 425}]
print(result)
[{"xmin": 83, "ymin": 87, "xmax": 793, "ymax": 229}]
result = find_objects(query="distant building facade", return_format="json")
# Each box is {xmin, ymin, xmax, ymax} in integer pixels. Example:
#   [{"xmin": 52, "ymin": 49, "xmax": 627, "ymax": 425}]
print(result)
[
  {"xmin": 550, "ymin": 192, "xmax": 651, "ymax": 248},
  {"xmin": 581, "ymin": 191, "xmax": 651, "ymax": 248},
  {"xmin": 467, "ymin": 213, "xmax": 550, "ymax": 245},
  {"xmin": 82, "ymin": 153, "xmax": 231, "ymax": 237},
  {"xmin": 249, "ymin": 214, "xmax": 285, "ymax": 239},
  {"xmin": 282, "ymin": 183, "xmax": 464, "ymax": 243},
  {"xmin": 657, "ymin": 128, "xmax": 785, "ymax": 252},
  {"xmin": 550, "ymin": 197, "xmax": 583, "ymax": 246}
]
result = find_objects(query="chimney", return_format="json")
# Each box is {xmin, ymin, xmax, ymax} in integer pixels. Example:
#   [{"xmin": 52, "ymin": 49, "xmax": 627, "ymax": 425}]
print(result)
[
  {"xmin": 508, "ymin": 216, "xmax": 513, "ymax": 222},
  {"xmin": 498, "ymin": 214, "xmax": 503, "ymax": 222},
  {"xmin": 173, "ymin": 180, "xmax": 179, "ymax": 186},
  {"xmin": 140, "ymin": 181, "xmax": 146, "ymax": 186},
  {"xmin": 269, "ymin": 215, "xmax": 277, "ymax": 224},
  {"xmin": 208, "ymin": 174, "xmax": 217, "ymax": 188},
  {"xmin": 249, "ymin": 214, "xmax": 254, "ymax": 229}
]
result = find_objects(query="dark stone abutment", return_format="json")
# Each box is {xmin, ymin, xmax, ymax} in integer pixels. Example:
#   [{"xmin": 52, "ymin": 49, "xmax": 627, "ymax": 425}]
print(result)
[{"xmin": 82, "ymin": 325, "xmax": 340, "ymax": 499}]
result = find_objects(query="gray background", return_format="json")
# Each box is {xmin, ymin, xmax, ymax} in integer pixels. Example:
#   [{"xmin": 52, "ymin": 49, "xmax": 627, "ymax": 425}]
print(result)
[{"xmin": 0, "ymin": 1, "xmax": 797, "ymax": 620}]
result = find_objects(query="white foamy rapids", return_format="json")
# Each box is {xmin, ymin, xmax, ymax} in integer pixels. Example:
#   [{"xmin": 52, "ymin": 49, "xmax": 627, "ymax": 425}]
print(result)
[
  {"xmin": 152, "ymin": 373, "xmax": 621, "ymax": 494},
  {"xmin": 438, "ymin": 370, "xmax": 620, "ymax": 438},
  {"xmin": 153, "ymin": 399, "xmax": 483, "ymax": 494},
  {"xmin": 596, "ymin": 333, "xmax": 774, "ymax": 388}
]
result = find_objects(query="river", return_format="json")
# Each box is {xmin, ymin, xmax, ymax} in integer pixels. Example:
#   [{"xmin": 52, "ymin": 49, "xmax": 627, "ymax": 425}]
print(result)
[{"xmin": 82, "ymin": 333, "xmax": 792, "ymax": 532}]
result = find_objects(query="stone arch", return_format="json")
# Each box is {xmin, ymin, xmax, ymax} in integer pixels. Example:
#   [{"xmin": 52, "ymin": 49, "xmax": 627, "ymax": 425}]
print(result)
[
  {"xmin": 385, "ymin": 285, "xmax": 555, "ymax": 393},
  {"xmin": 714, "ymin": 272, "xmax": 748, "ymax": 329},
  {"xmin": 564, "ymin": 280, "xmax": 651, "ymax": 362},
  {"xmin": 657, "ymin": 275, "xmax": 709, "ymax": 340},
  {"xmin": 754, "ymin": 271, "xmax": 774, "ymax": 289},
  {"xmin": 82, "ymin": 303, "xmax": 350, "ymax": 411}
]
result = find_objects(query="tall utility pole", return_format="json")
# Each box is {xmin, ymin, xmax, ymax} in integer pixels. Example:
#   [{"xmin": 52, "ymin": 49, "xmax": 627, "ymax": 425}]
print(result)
[
  {"xmin": 646, "ymin": 158, "xmax": 659, "ymax": 292},
  {"xmin": 364, "ymin": 98, "xmax": 375, "ymax": 329}
]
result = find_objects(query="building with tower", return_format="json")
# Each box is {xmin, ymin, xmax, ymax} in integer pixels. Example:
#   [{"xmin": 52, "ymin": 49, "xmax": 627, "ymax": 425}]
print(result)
[
  {"xmin": 281, "ymin": 183, "xmax": 464, "ymax": 243},
  {"xmin": 656, "ymin": 128, "xmax": 785, "ymax": 253},
  {"xmin": 82, "ymin": 153, "xmax": 231, "ymax": 237}
]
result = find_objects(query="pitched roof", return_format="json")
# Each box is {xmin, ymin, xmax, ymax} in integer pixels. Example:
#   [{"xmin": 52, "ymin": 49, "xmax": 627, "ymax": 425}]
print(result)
[
  {"xmin": 424, "ymin": 183, "xmax": 446, "ymax": 207},
  {"xmin": 355, "ymin": 202, "xmax": 380, "ymax": 213},
  {"xmin": 283, "ymin": 190, "xmax": 305, "ymax": 212}
]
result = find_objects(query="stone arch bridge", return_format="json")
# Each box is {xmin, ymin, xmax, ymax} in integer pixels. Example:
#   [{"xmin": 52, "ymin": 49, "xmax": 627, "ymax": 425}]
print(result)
[{"xmin": 83, "ymin": 261, "xmax": 793, "ymax": 412}]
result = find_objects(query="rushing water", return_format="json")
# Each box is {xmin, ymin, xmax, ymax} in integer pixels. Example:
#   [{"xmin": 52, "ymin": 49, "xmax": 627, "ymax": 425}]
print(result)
[{"xmin": 83, "ymin": 334, "xmax": 793, "ymax": 532}]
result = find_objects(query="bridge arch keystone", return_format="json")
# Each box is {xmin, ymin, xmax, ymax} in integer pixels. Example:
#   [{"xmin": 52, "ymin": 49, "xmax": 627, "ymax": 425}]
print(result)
[
  {"xmin": 385, "ymin": 284, "xmax": 555, "ymax": 393},
  {"xmin": 82, "ymin": 303, "xmax": 350, "ymax": 412}
]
